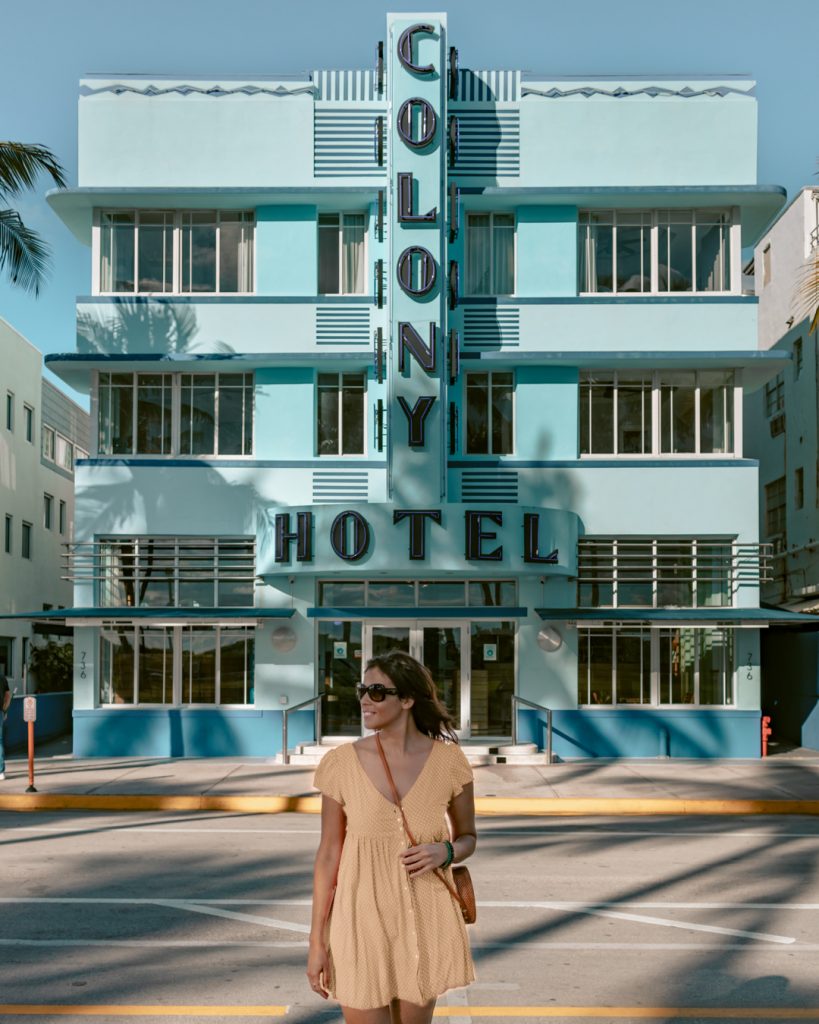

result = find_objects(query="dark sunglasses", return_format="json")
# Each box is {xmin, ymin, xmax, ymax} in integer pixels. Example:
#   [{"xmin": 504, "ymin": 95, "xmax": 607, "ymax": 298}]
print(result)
[{"xmin": 356, "ymin": 683, "xmax": 400, "ymax": 702}]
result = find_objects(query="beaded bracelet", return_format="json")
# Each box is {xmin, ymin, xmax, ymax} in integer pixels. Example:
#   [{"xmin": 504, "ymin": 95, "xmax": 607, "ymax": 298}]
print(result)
[{"xmin": 441, "ymin": 840, "xmax": 454, "ymax": 868}]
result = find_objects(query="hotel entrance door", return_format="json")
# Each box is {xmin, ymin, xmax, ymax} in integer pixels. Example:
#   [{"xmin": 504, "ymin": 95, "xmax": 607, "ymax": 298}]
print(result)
[{"xmin": 364, "ymin": 622, "xmax": 468, "ymax": 736}]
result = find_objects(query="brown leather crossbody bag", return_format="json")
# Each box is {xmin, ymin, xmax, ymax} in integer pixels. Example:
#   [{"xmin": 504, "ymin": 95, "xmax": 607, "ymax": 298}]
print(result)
[{"xmin": 375, "ymin": 734, "xmax": 476, "ymax": 925}]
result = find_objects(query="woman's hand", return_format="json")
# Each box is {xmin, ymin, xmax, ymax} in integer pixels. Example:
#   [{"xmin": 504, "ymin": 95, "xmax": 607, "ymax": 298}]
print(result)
[
  {"xmin": 399, "ymin": 842, "xmax": 449, "ymax": 878},
  {"xmin": 306, "ymin": 939, "xmax": 331, "ymax": 999}
]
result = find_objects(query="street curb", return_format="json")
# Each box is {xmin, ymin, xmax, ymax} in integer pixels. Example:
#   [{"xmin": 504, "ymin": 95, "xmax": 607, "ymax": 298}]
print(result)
[{"xmin": 1, "ymin": 794, "xmax": 819, "ymax": 815}]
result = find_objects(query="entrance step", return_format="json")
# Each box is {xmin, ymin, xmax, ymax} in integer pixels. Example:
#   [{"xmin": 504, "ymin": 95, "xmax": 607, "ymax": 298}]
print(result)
[{"xmin": 276, "ymin": 739, "xmax": 552, "ymax": 767}]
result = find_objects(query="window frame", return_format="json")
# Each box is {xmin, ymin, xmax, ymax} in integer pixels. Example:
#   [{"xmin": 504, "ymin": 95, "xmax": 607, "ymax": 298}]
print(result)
[
  {"xmin": 42, "ymin": 425, "xmax": 55, "ymax": 462},
  {"xmin": 578, "ymin": 625, "xmax": 735, "ymax": 708},
  {"xmin": 579, "ymin": 208, "xmax": 736, "ymax": 296},
  {"xmin": 317, "ymin": 211, "xmax": 369, "ymax": 296},
  {"xmin": 23, "ymin": 404, "xmax": 34, "ymax": 444},
  {"xmin": 464, "ymin": 211, "xmax": 517, "ymax": 297},
  {"xmin": 59, "ymin": 500, "xmax": 67, "ymax": 536},
  {"xmin": 43, "ymin": 493, "xmax": 53, "ymax": 531},
  {"xmin": 96, "ymin": 371, "xmax": 255, "ymax": 459},
  {"xmin": 95, "ymin": 208, "xmax": 256, "ymax": 296},
  {"xmin": 4, "ymin": 514, "xmax": 11, "ymax": 554},
  {"xmin": 5, "ymin": 391, "xmax": 13, "ymax": 431},
  {"xmin": 580, "ymin": 370, "xmax": 739, "ymax": 458},
  {"xmin": 21, "ymin": 521, "xmax": 32, "ymax": 560},
  {"xmin": 98, "ymin": 623, "xmax": 255, "ymax": 707},
  {"xmin": 463, "ymin": 370, "xmax": 516, "ymax": 456},
  {"xmin": 315, "ymin": 371, "xmax": 367, "ymax": 457}
]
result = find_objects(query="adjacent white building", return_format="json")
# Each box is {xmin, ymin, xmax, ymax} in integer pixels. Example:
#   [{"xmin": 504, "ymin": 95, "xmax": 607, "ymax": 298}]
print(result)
[
  {"xmin": 746, "ymin": 187, "xmax": 819, "ymax": 608},
  {"xmin": 0, "ymin": 318, "xmax": 90, "ymax": 693}
]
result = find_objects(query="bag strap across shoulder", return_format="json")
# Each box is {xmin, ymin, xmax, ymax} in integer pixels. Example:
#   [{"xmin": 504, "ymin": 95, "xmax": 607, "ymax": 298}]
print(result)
[{"xmin": 374, "ymin": 732, "xmax": 468, "ymax": 915}]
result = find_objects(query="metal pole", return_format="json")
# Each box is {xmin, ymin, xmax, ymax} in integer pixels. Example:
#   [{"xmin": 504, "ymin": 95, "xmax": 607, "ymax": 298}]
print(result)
[
  {"xmin": 282, "ymin": 709, "xmax": 289, "ymax": 766},
  {"xmin": 26, "ymin": 719, "xmax": 37, "ymax": 793},
  {"xmin": 546, "ymin": 710, "xmax": 553, "ymax": 766},
  {"xmin": 511, "ymin": 696, "xmax": 517, "ymax": 746}
]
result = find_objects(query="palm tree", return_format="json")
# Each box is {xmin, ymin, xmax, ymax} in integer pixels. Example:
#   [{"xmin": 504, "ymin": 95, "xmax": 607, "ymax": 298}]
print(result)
[{"xmin": 0, "ymin": 141, "xmax": 66, "ymax": 296}]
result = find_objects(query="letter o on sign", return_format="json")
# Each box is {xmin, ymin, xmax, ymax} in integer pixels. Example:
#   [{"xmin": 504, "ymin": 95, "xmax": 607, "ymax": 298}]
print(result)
[
  {"xmin": 330, "ymin": 511, "xmax": 371, "ymax": 562},
  {"xmin": 397, "ymin": 98, "xmax": 437, "ymax": 150},
  {"xmin": 396, "ymin": 246, "xmax": 437, "ymax": 297}
]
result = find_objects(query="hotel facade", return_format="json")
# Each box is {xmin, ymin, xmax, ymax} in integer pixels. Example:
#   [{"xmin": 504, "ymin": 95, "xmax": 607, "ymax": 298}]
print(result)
[{"xmin": 45, "ymin": 13, "xmax": 794, "ymax": 759}]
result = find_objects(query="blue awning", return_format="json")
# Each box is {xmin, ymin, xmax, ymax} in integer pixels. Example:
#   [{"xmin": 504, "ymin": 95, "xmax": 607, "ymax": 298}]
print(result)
[
  {"xmin": 536, "ymin": 607, "xmax": 819, "ymax": 628},
  {"xmin": 308, "ymin": 606, "xmax": 528, "ymax": 619},
  {"xmin": 0, "ymin": 607, "xmax": 294, "ymax": 623}
]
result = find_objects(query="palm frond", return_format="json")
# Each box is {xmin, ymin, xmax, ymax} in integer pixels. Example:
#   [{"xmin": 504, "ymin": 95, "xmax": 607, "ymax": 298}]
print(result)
[
  {"xmin": 0, "ymin": 207, "xmax": 52, "ymax": 295},
  {"xmin": 796, "ymin": 253, "xmax": 819, "ymax": 335},
  {"xmin": 0, "ymin": 142, "xmax": 67, "ymax": 198}
]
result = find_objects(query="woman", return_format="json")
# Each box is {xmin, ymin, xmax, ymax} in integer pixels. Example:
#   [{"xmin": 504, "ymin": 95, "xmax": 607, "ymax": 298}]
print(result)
[{"xmin": 307, "ymin": 650, "xmax": 477, "ymax": 1024}]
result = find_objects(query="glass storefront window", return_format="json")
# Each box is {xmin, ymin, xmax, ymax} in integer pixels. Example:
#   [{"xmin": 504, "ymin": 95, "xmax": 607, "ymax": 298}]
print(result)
[
  {"xmin": 319, "ymin": 581, "xmax": 366, "ymax": 607},
  {"xmin": 468, "ymin": 581, "xmax": 516, "ymax": 606},
  {"xmin": 99, "ymin": 625, "xmax": 253, "ymax": 705},
  {"xmin": 318, "ymin": 621, "xmax": 363, "ymax": 734},
  {"xmin": 418, "ymin": 581, "xmax": 467, "ymax": 606},
  {"xmin": 470, "ymin": 622, "xmax": 514, "ymax": 736},
  {"xmin": 367, "ymin": 581, "xmax": 415, "ymax": 607}
]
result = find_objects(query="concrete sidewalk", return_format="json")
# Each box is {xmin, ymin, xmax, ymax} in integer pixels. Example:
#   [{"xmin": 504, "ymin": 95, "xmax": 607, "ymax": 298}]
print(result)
[{"xmin": 1, "ymin": 737, "xmax": 819, "ymax": 814}]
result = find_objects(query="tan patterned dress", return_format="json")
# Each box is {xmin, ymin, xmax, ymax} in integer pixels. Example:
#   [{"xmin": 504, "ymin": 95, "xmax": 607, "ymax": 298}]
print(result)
[{"xmin": 313, "ymin": 739, "xmax": 476, "ymax": 1010}]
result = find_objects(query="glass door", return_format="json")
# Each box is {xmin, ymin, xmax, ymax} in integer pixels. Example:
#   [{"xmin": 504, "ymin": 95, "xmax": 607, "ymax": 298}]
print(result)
[{"xmin": 362, "ymin": 622, "xmax": 468, "ymax": 736}]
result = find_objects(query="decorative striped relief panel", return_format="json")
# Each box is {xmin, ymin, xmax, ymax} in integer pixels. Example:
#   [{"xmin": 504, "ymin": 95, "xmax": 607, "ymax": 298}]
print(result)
[
  {"xmin": 316, "ymin": 306, "xmax": 371, "ymax": 345},
  {"xmin": 453, "ymin": 109, "xmax": 520, "ymax": 177},
  {"xmin": 461, "ymin": 470, "xmax": 519, "ymax": 504},
  {"xmin": 312, "ymin": 471, "xmax": 369, "ymax": 504},
  {"xmin": 313, "ymin": 70, "xmax": 377, "ymax": 102},
  {"xmin": 314, "ymin": 106, "xmax": 386, "ymax": 177},
  {"xmin": 463, "ymin": 307, "xmax": 520, "ymax": 349},
  {"xmin": 456, "ymin": 70, "xmax": 521, "ymax": 103}
]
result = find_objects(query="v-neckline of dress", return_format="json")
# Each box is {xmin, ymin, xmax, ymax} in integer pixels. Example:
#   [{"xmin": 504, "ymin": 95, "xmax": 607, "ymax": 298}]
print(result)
[{"xmin": 352, "ymin": 738, "xmax": 438, "ymax": 807}]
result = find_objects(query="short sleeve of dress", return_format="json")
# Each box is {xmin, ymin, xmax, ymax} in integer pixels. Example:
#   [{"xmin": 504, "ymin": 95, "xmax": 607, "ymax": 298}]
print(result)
[
  {"xmin": 313, "ymin": 746, "xmax": 346, "ymax": 806},
  {"xmin": 449, "ymin": 743, "xmax": 474, "ymax": 799}
]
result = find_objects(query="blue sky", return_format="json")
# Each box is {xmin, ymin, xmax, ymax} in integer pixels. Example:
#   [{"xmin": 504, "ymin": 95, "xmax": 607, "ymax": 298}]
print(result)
[{"xmin": 1, "ymin": 0, "xmax": 817, "ymax": 408}]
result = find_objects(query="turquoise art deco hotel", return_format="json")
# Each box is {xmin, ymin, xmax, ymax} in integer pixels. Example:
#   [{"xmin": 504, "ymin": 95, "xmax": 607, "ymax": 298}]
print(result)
[{"xmin": 42, "ymin": 13, "xmax": 797, "ymax": 759}]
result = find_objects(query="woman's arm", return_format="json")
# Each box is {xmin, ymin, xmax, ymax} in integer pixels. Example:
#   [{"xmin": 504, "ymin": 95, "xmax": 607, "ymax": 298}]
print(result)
[
  {"xmin": 306, "ymin": 795, "xmax": 346, "ymax": 997},
  {"xmin": 447, "ymin": 781, "xmax": 477, "ymax": 863}
]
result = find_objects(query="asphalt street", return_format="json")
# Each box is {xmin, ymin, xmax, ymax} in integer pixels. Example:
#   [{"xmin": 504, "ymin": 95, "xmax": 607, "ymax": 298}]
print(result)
[{"xmin": 1, "ymin": 811, "xmax": 818, "ymax": 1022}]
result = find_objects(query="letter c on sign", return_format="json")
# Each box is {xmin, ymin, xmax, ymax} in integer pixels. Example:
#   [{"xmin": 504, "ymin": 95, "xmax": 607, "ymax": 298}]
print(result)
[{"xmin": 397, "ymin": 23, "xmax": 435, "ymax": 75}]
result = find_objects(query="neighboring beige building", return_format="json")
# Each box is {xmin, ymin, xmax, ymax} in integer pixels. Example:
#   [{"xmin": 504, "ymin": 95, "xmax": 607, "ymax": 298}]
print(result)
[
  {"xmin": 0, "ymin": 318, "xmax": 90, "ymax": 693},
  {"xmin": 745, "ymin": 187, "xmax": 819, "ymax": 607}
]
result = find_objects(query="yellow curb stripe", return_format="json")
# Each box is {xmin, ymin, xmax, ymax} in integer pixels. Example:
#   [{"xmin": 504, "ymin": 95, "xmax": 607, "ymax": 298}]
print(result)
[
  {"xmin": 0, "ymin": 1007, "xmax": 288, "ymax": 1018},
  {"xmin": 1, "ymin": 794, "xmax": 819, "ymax": 816}
]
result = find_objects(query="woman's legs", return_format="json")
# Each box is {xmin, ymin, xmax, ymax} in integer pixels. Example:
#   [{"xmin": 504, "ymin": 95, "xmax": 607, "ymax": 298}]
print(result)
[
  {"xmin": 341, "ymin": 1006, "xmax": 392, "ymax": 1024},
  {"xmin": 389, "ymin": 997, "xmax": 437, "ymax": 1024}
]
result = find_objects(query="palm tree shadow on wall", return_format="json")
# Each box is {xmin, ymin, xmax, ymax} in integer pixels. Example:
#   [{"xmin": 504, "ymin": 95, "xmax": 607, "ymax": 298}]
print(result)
[{"xmin": 78, "ymin": 298, "xmax": 236, "ymax": 357}]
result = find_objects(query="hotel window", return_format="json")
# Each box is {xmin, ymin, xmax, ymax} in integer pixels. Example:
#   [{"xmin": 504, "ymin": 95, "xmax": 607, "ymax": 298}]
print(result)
[
  {"xmin": 99, "ymin": 209, "xmax": 254, "ymax": 294},
  {"xmin": 99, "ymin": 624, "xmax": 254, "ymax": 706},
  {"xmin": 42, "ymin": 426, "xmax": 55, "ymax": 461},
  {"xmin": 5, "ymin": 392, "xmax": 13, "ymax": 431},
  {"xmin": 578, "ymin": 626, "xmax": 734, "ymax": 707},
  {"xmin": 24, "ymin": 404, "xmax": 34, "ymax": 443},
  {"xmin": 4, "ymin": 515, "xmax": 11, "ymax": 554},
  {"xmin": 56, "ymin": 434, "xmax": 73, "ymax": 470},
  {"xmin": 59, "ymin": 500, "xmax": 66, "ymax": 536},
  {"xmin": 762, "ymin": 244, "xmax": 771, "ymax": 285},
  {"xmin": 795, "ymin": 467, "xmax": 805, "ymax": 510},
  {"xmin": 97, "ymin": 372, "xmax": 253, "ymax": 457},
  {"xmin": 765, "ymin": 477, "xmax": 786, "ymax": 548},
  {"xmin": 794, "ymin": 338, "xmax": 803, "ymax": 380},
  {"xmin": 578, "ymin": 538, "xmax": 734, "ymax": 610},
  {"xmin": 21, "ymin": 521, "xmax": 32, "ymax": 560},
  {"xmin": 317, "ymin": 373, "xmax": 365, "ymax": 455},
  {"xmin": 465, "ymin": 213, "xmax": 515, "ymax": 296},
  {"xmin": 764, "ymin": 373, "xmax": 785, "ymax": 417},
  {"xmin": 580, "ymin": 371, "xmax": 735, "ymax": 456},
  {"xmin": 465, "ymin": 372, "xmax": 514, "ymax": 455},
  {"xmin": 579, "ymin": 209, "xmax": 732, "ymax": 294},
  {"xmin": 98, "ymin": 537, "xmax": 255, "ymax": 609},
  {"xmin": 43, "ymin": 494, "xmax": 53, "ymax": 530},
  {"xmin": 318, "ymin": 213, "xmax": 366, "ymax": 295}
]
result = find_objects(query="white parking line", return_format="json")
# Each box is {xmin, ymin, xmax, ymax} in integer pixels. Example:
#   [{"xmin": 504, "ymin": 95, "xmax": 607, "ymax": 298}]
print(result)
[{"xmin": 155, "ymin": 900, "xmax": 310, "ymax": 934}]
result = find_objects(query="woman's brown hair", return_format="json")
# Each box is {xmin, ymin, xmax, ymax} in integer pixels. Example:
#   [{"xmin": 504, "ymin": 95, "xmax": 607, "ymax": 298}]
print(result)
[{"xmin": 365, "ymin": 650, "xmax": 459, "ymax": 743}]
